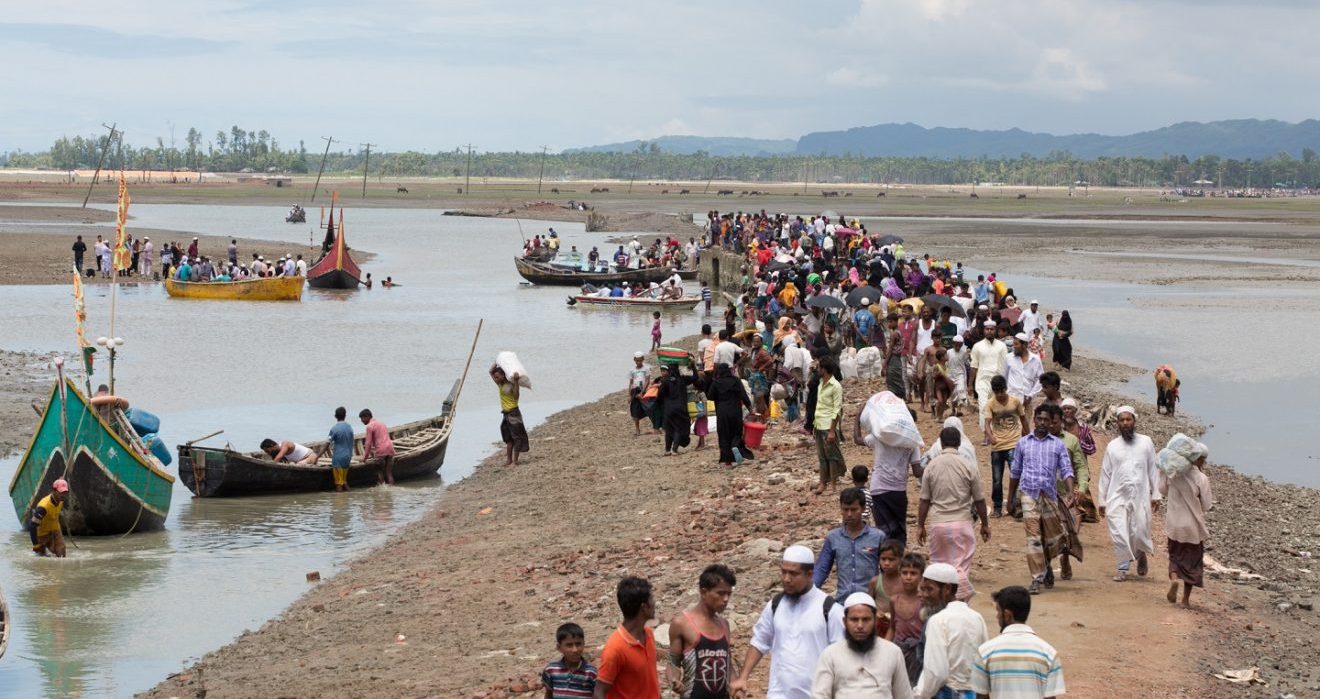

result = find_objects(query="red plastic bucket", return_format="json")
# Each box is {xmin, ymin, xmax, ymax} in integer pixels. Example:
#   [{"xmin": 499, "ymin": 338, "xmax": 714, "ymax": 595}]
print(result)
[{"xmin": 742, "ymin": 420, "xmax": 766, "ymax": 449}]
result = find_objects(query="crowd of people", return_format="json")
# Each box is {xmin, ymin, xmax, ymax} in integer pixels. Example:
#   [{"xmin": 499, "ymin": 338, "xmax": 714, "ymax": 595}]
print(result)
[
  {"xmin": 532, "ymin": 209, "xmax": 1214, "ymax": 699},
  {"xmin": 524, "ymin": 228, "xmax": 703, "ymax": 274},
  {"xmin": 72, "ymin": 234, "xmax": 310, "ymax": 283}
]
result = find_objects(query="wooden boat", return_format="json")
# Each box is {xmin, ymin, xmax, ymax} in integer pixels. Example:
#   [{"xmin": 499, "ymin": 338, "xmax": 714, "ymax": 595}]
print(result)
[
  {"xmin": 514, "ymin": 257, "xmax": 675, "ymax": 286},
  {"xmin": 9, "ymin": 379, "xmax": 175, "ymax": 535},
  {"xmin": 177, "ymin": 379, "xmax": 461, "ymax": 497},
  {"xmin": 307, "ymin": 198, "xmax": 363, "ymax": 289},
  {"xmin": 675, "ymin": 268, "xmax": 698, "ymax": 281},
  {"xmin": 164, "ymin": 275, "xmax": 304, "ymax": 301},
  {"xmin": 568, "ymin": 294, "xmax": 701, "ymax": 310}
]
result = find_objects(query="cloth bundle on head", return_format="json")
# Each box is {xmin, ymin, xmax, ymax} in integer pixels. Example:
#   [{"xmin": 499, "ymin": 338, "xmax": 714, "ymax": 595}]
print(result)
[
  {"xmin": 783, "ymin": 544, "xmax": 815, "ymax": 565},
  {"xmin": 923, "ymin": 562, "xmax": 959, "ymax": 585},
  {"xmin": 1157, "ymin": 432, "xmax": 1209, "ymax": 477},
  {"xmin": 843, "ymin": 592, "xmax": 877, "ymax": 610}
]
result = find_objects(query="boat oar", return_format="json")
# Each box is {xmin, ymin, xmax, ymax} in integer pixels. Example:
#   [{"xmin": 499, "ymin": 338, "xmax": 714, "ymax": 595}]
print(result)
[{"xmin": 184, "ymin": 429, "xmax": 224, "ymax": 447}]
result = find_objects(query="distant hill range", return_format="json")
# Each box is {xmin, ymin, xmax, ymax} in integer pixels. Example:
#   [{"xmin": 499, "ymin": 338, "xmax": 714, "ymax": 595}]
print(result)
[
  {"xmin": 569, "ymin": 119, "xmax": 1320, "ymax": 160},
  {"xmin": 566, "ymin": 135, "xmax": 796, "ymax": 157}
]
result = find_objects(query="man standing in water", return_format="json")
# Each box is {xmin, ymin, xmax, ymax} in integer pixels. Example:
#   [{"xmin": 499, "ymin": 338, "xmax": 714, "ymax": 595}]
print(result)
[
  {"xmin": 29, "ymin": 479, "xmax": 70, "ymax": 557},
  {"xmin": 359, "ymin": 408, "xmax": 396, "ymax": 485},
  {"xmin": 491, "ymin": 365, "xmax": 529, "ymax": 466},
  {"xmin": 326, "ymin": 406, "xmax": 354, "ymax": 492},
  {"xmin": 667, "ymin": 565, "xmax": 737, "ymax": 699},
  {"xmin": 1098, "ymin": 406, "xmax": 1161, "ymax": 582}
]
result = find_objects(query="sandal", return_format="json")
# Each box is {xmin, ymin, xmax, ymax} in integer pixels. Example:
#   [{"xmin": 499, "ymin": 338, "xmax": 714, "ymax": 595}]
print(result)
[
  {"xmin": 1028, "ymin": 580, "xmax": 1042, "ymax": 595},
  {"xmin": 1137, "ymin": 553, "xmax": 1149, "ymax": 577},
  {"xmin": 1112, "ymin": 572, "xmax": 1127, "ymax": 583}
]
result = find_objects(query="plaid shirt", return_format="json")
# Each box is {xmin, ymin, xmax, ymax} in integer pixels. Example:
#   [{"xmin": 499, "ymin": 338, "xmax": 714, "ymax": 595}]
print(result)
[{"xmin": 1011, "ymin": 433, "xmax": 1073, "ymax": 498}]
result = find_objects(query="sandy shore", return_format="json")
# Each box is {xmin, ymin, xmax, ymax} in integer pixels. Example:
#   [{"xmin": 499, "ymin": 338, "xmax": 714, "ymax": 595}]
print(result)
[
  {"xmin": 124, "ymin": 332, "xmax": 1312, "ymax": 699},
  {"xmin": 0, "ymin": 205, "xmax": 364, "ymax": 286}
]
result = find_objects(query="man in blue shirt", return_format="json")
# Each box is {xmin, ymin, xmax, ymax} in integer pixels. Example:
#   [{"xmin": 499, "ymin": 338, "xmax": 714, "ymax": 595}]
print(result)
[
  {"xmin": 1008, "ymin": 403, "xmax": 1076, "ymax": 594},
  {"xmin": 326, "ymin": 406, "xmax": 355, "ymax": 492},
  {"xmin": 813, "ymin": 488, "xmax": 886, "ymax": 601},
  {"xmin": 973, "ymin": 275, "xmax": 991, "ymax": 307}
]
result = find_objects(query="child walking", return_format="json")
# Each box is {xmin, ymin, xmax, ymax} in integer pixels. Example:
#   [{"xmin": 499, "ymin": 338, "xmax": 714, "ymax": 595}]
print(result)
[
  {"xmin": 541, "ymin": 623, "xmax": 597, "ymax": 699},
  {"xmin": 650, "ymin": 311, "xmax": 662, "ymax": 351}
]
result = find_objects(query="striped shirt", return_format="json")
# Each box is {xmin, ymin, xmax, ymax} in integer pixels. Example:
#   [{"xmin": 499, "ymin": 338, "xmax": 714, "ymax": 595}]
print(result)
[
  {"xmin": 1010, "ymin": 433, "xmax": 1073, "ymax": 499},
  {"xmin": 970, "ymin": 624, "xmax": 1065, "ymax": 698},
  {"xmin": 541, "ymin": 659, "xmax": 598, "ymax": 699}
]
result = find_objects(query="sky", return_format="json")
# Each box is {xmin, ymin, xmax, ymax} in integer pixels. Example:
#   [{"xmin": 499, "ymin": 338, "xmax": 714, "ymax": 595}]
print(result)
[{"xmin": 2, "ymin": 0, "xmax": 1317, "ymax": 154}]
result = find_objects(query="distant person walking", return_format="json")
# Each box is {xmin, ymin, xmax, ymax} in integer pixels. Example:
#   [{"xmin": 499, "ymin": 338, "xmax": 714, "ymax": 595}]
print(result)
[
  {"xmin": 1159, "ymin": 439, "xmax": 1213, "ymax": 608},
  {"xmin": 72, "ymin": 235, "xmax": 86, "ymax": 274}
]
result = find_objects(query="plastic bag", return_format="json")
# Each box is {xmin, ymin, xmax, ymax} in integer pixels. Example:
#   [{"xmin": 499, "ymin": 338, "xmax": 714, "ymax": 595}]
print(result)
[
  {"xmin": 1158, "ymin": 432, "xmax": 1206, "ymax": 477},
  {"xmin": 859, "ymin": 391, "xmax": 923, "ymax": 450},
  {"xmin": 839, "ymin": 352, "xmax": 859, "ymax": 380},
  {"xmin": 495, "ymin": 351, "xmax": 531, "ymax": 389},
  {"xmin": 855, "ymin": 347, "xmax": 881, "ymax": 379}
]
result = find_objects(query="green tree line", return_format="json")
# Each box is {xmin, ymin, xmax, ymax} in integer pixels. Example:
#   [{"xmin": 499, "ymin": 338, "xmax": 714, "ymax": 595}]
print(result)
[{"xmin": 4, "ymin": 128, "xmax": 1319, "ymax": 188}]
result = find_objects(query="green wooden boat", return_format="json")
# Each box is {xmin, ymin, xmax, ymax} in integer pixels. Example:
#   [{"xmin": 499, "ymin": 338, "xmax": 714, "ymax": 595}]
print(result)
[{"xmin": 8, "ymin": 378, "xmax": 174, "ymax": 535}]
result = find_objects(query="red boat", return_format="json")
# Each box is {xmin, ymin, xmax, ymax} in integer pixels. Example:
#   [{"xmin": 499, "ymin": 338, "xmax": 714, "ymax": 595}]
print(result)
[{"xmin": 307, "ymin": 197, "xmax": 363, "ymax": 289}]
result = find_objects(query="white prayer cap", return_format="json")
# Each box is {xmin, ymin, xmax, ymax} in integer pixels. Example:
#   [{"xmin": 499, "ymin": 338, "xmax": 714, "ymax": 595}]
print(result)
[
  {"xmin": 633, "ymin": 351, "xmax": 645, "ymax": 359},
  {"xmin": 983, "ymin": 320, "xmax": 997, "ymax": 328},
  {"xmin": 1116, "ymin": 405, "xmax": 1137, "ymax": 418},
  {"xmin": 923, "ymin": 562, "xmax": 959, "ymax": 585},
  {"xmin": 978, "ymin": 304, "xmax": 989, "ymax": 310},
  {"xmin": 1061, "ymin": 397, "xmax": 1078, "ymax": 409},
  {"xmin": 860, "ymin": 297, "xmax": 871, "ymax": 306},
  {"xmin": 783, "ymin": 545, "xmax": 815, "ymax": 565},
  {"xmin": 1030, "ymin": 299, "xmax": 1040, "ymax": 305},
  {"xmin": 1015, "ymin": 332, "xmax": 1030, "ymax": 343},
  {"xmin": 951, "ymin": 335, "xmax": 964, "ymax": 344},
  {"xmin": 843, "ymin": 592, "xmax": 877, "ymax": 610}
]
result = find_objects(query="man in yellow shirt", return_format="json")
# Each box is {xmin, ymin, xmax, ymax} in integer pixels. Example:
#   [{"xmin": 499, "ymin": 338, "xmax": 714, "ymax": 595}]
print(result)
[
  {"xmin": 29, "ymin": 478, "xmax": 69, "ymax": 557},
  {"xmin": 813, "ymin": 356, "xmax": 846, "ymax": 495}
]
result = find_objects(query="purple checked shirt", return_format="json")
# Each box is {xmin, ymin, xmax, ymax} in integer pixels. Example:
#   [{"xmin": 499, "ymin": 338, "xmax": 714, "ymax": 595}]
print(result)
[{"xmin": 1011, "ymin": 433, "xmax": 1074, "ymax": 498}]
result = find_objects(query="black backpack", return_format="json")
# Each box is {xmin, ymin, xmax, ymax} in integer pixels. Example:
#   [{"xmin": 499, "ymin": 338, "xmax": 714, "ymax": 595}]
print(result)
[{"xmin": 771, "ymin": 592, "xmax": 836, "ymax": 622}]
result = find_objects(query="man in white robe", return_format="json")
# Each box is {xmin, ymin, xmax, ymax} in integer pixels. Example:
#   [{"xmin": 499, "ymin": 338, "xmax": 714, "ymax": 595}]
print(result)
[
  {"xmin": 1097, "ymin": 406, "xmax": 1161, "ymax": 581},
  {"xmin": 732, "ymin": 545, "xmax": 845, "ymax": 699}
]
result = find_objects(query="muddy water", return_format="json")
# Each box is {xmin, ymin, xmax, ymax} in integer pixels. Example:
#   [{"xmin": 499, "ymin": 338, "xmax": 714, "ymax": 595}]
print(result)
[{"xmin": 0, "ymin": 204, "xmax": 696, "ymax": 697}]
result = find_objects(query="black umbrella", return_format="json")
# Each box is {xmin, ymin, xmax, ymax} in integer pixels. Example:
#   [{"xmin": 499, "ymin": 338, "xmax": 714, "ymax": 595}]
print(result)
[
  {"xmin": 920, "ymin": 294, "xmax": 966, "ymax": 318},
  {"xmin": 845, "ymin": 285, "xmax": 880, "ymax": 307},
  {"xmin": 805, "ymin": 294, "xmax": 847, "ymax": 311},
  {"xmin": 765, "ymin": 259, "xmax": 795, "ymax": 274},
  {"xmin": 876, "ymin": 234, "xmax": 904, "ymax": 246}
]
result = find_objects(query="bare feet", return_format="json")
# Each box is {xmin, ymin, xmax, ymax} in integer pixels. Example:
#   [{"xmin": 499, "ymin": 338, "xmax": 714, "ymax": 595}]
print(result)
[
  {"xmin": 1167, "ymin": 581, "xmax": 1179, "ymax": 604},
  {"xmin": 1112, "ymin": 572, "xmax": 1127, "ymax": 582}
]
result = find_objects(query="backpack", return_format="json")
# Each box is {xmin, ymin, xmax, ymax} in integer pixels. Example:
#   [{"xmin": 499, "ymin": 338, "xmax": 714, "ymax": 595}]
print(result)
[{"xmin": 771, "ymin": 592, "xmax": 836, "ymax": 623}]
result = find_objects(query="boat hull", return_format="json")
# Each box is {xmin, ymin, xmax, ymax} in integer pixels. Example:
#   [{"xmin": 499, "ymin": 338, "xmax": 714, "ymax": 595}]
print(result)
[
  {"xmin": 306, "ymin": 268, "xmax": 361, "ymax": 289},
  {"xmin": 515, "ymin": 257, "xmax": 675, "ymax": 286},
  {"xmin": 177, "ymin": 381, "xmax": 460, "ymax": 497},
  {"xmin": 570, "ymin": 296, "xmax": 701, "ymax": 310},
  {"xmin": 164, "ymin": 276, "xmax": 304, "ymax": 301},
  {"xmin": 9, "ymin": 380, "xmax": 174, "ymax": 536}
]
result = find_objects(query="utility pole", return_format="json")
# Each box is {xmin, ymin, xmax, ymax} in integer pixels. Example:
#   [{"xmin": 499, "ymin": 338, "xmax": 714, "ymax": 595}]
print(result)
[
  {"xmin": 310, "ymin": 136, "xmax": 335, "ymax": 202},
  {"xmin": 82, "ymin": 122, "xmax": 118, "ymax": 208},
  {"xmin": 462, "ymin": 143, "xmax": 474, "ymax": 195},
  {"xmin": 537, "ymin": 145, "xmax": 549, "ymax": 194},
  {"xmin": 360, "ymin": 142, "xmax": 376, "ymax": 198}
]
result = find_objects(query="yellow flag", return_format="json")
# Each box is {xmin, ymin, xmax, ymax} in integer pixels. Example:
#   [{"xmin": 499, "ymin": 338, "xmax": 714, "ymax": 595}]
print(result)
[{"xmin": 112, "ymin": 174, "xmax": 132, "ymax": 272}]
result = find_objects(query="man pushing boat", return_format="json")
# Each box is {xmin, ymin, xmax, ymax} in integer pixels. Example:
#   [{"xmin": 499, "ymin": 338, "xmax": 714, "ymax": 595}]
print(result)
[{"xmin": 29, "ymin": 479, "xmax": 69, "ymax": 558}]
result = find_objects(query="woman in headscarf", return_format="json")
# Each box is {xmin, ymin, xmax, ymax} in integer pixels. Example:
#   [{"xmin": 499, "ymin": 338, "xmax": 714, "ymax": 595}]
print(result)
[
  {"xmin": 882, "ymin": 276, "xmax": 905, "ymax": 302},
  {"xmin": 773, "ymin": 316, "xmax": 798, "ymax": 349},
  {"xmin": 707, "ymin": 363, "xmax": 754, "ymax": 465},
  {"xmin": 1053, "ymin": 310, "xmax": 1073, "ymax": 370},
  {"xmin": 655, "ymin": 364, "xmax": 693, "ymax": 456},
  {"xmin": 778, "ymin": 281, "xmax": 799, "ymax": 310},
  {"xmin": 1158, "ymin": 440, "xmax": 1212, "ymax": 608},
  {"xmin": 923, "ymin": 416, "xmax": 978, "ymax": 467}
]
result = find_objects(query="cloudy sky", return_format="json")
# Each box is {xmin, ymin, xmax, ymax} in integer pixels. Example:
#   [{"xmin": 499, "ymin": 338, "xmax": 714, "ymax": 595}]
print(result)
[{"xmin": 3, "ymin": 0, "xmax": 1316, "ymax": 153}]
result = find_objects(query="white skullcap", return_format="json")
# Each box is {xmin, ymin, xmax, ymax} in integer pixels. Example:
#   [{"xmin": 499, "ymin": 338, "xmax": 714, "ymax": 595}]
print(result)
[
  {"xmin": 860, "ymin": 297, "xmax": 871, "ymax": 306},
  {"xmin": 983, "ymin": 320, "xmax": 997, "ymax": 327},
  {"xmin": 923, "ymin": 562, "xmax": 959, "ymax": 585},
  {"xmin": 783, "ymin": 545, "xmax": 815, "ymax": 565},
  {"xmin": 843, "ymin": 592, "xmax": 877, "ymax": 610},
  {"xmin": 1030, "ymin": 299, "xmax": 1040, "ymax": 305},
  {"xmin": 951, "ymin": 335, "xmax": 964, "ymax": 344},
  {"xmin": 1015, "ymin": 332, "xmax": 1030, "ymax": 343},
  {"xmin": 1115, "ymin": 405, "xmax": 1137, "ymax": 418},
  {"xmin": 633, "ymin": 351, "xmax": 645, "ymax": 359},
  {"xmin": 1060, "ymin": 397, "xmax": 1078, "ymax": 409}
]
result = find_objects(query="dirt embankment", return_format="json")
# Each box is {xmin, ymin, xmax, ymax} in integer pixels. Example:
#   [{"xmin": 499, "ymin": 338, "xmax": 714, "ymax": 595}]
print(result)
[
  {"xmin": 445, "ymin": 201, "xmax": 703, "ymax": 238},
  {"xmin": 137, "ymin": 335, "xmax": 1317, "ymax": 699},
  {"xmin": 0, "ymin": 350, "xmax": 67, "ymax": 457}
]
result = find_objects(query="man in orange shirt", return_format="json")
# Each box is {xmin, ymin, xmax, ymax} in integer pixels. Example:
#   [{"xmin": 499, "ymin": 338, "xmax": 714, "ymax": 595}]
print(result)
[{"xmin": 594, "ymin": 577, "xmax": 661, "ymax": 699}]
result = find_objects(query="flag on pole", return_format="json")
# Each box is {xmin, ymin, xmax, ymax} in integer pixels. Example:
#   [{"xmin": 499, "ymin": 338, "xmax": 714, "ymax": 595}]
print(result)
[
  {"xmin": 112, "ymin": 173, "xmax": 132, "ymax": 272},
  {"xmin": 72, "ymin": 270, "xmax": 95, "ymax": 374}
]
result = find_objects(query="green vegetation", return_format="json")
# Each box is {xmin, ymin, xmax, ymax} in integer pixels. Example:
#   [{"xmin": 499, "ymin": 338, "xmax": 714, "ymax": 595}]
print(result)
[{"xmin": 4, "ymin": 126, "xmax": 1318, "ymax": 188}]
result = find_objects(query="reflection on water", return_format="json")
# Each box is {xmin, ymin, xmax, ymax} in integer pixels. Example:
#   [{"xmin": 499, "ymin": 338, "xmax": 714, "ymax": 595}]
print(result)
[{"xmin": 0, "ymin": 204, "xmax": 700, "ymax": 697}]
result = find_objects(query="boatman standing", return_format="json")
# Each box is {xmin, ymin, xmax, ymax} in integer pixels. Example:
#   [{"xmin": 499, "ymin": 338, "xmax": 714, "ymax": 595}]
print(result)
[
  {"xmin": 326, "ymin": 406, "xmax": 355, "ymax": 492},
  {"xmin": 30, "ymin": 479, "xmax": 70, "ymax": 558},
  {"xmin": 360, "ymin": 408, "xmax": 397, "ymax": 485},
  {"xmin": 731, "ymin": 545, "xmax": 845, "ymax": 699}
]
